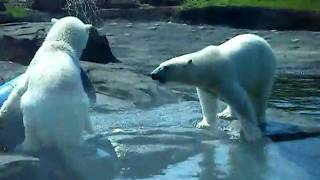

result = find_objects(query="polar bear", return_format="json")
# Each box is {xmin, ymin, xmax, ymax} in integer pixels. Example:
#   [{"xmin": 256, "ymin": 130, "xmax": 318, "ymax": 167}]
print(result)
[
  {"xmin": 0, "ymin": 16, "xmax": 93, "ymax": 152},
  {"xmin": 151, "ymin": 34, "xmax": 276, "ymax": 141}
]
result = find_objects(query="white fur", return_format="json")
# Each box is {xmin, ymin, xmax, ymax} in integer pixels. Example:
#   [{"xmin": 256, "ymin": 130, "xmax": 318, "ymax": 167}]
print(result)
[
  {"xmin": 0, "ymin": 16, "xmax": 93, "ymax": 152},
  {"xmin": 151, "ymin": 34, "xmax": 277, "ymax": 141}
]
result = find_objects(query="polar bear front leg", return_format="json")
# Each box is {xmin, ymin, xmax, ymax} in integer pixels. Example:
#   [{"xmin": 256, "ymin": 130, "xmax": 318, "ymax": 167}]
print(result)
[
  {"xmin": 196, "ymin": 87, "xmax": 217, "ymax": 129},
  {"xmin": 0, "ymin": 75, "xmax": 28, "ymax": 127},
  {"xmin": 217, "ymin": 105, "xmax": 237, "ymax": 120},
  {"xmin": 217, "ymin": 83, "xmax": 262, "ymax": 141}
]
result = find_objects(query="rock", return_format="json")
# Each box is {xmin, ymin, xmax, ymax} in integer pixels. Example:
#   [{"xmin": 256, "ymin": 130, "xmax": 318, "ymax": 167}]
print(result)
[
  {"xmin": 0, "ymin": 154, "xmax": 40, "ymax": 179},
  {"xmin": 125, "ymin": 24, "xmax": 133, "ymax": 28},
  {"xmin": 0, "ymin": 12, "xmax": 15, "ymax": 24},
  {"xmin": 0, "ymin": 137, "xmax": 119, "ymax": 180},
  {"xmin": 140, "ymin": 0, "xmax": 184, "ymax": 7},
  {"xmin": 0, "ymin": 2, "xmax": 6, "ymax": 11},
  {"xmin": 98, "ymin": 0, "xmax": 140, "ymax": 9},
  {"xmin": 81, "ymin": 62, "xmax": 177, "ymax": 112},
  {"xmin": 28, "ymin": 0, "xmax": 65, "ymax": 12},
  {"xmin": 291, "ymin": 38, "xmax": 300, "ymax": 43},
  {"xmin": 198, "ymin": 25, "xmax": 206, "ymax": 30},
  {"xmin": 81, "ymin": 27, "xmax": 120, "ymax": 64},
  {"xmin": 0, "ymin": 22, "xmax": 119, "ymax": 65},
  {"xmin": 147, "ymin": 26, "xmax": 157, "ymax": 30},
  {"xmin": 289, "ymin": 45, "xmax": 300, "ymax": 50}
]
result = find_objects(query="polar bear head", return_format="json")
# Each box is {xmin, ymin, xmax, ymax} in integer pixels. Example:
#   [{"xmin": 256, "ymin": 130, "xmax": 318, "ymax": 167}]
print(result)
[
  {"xmin": 150, "ymin": 46, "xmax": 220, "ymax": 86},
  {"xmin": 45, "ymin": 16, "xmax": 92, "ymax": 58},
  {"xmin": 150, "ymin": 53, "xmax": 199, "ymax": 85}
]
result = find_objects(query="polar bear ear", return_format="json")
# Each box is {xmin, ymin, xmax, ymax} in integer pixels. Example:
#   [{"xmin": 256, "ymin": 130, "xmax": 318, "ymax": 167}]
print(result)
[
  {"xmin": 51, "ymin": 18, "xmax": 59, "ymax": 24},
  {"xmin": 187, "ymin": 59, "xmax": 193, "ymax": 65}
]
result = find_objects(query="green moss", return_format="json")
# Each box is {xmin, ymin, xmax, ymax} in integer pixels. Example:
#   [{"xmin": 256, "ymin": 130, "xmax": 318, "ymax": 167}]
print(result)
[
  {"xmin": 6, "ymin": 6, "xmax": 27, "ymax": 17},
  {"xmin": 182, "ymin": 0, "xmax": 320, "ymax": 11}
]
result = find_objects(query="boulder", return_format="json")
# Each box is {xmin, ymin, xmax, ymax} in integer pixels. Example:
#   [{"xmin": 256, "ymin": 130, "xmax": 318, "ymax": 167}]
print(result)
[
  {"xmin": 0, "ymin": 22, "xmax": 119, "ymax": 65},
  {"xmin": 82, "ymin": 27, "xmax": 120, "ymax": 64},
  {"xmin": 0, "ymin": 154, "xmax": 40, "ymax": 180},
  {"xmin": 28, "ymin": 0, "xmax": 65, "ymax": 12}
]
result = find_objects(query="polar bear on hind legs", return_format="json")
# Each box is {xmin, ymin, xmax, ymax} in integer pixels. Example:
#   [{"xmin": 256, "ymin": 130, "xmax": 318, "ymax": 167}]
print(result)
[
  {"xmin": 0, "ymin": 16, "xmax": 93, "ymax": 153},
  {"xmin": 151, "ymin": 34, "xmax": 277, "ymax": 141}
]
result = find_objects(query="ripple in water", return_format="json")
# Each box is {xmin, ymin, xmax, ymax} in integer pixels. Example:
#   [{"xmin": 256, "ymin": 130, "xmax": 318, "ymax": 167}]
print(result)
[{"xmin": 270, "ymin": 73, "xmax": 320, "ymax": 121}]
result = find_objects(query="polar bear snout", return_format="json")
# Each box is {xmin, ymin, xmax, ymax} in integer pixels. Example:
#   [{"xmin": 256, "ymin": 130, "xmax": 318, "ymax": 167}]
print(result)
[
  {"xmin": 150, "ymin": 71, "xmax": 163, "ymax": 82},
  {"xmin": 150, "ymin": 73, "xmax": 157, "ymax": 80},
  {"xmin": 150, "ymin": 68, "xmax": 166, "ymax": 83}
]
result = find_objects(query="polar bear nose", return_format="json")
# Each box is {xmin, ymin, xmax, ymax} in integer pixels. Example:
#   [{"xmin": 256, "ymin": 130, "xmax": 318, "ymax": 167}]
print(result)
[{"xmin": 151, "ymin": 73, "xmax": 157, "ymax": 80}]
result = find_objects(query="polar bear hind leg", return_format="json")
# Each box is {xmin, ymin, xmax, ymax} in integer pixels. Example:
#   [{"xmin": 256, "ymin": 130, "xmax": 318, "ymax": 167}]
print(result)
[
  {"xmin": 250, "ymin": 79, "xmax": 274, "ymax": 130},
  {"xmin": 196, "ymin": 87, "xmax": 218, "ymax": 129},
  {"xmin": 217, "ymin": 83, "xmax": 262, "ymax": 141}
]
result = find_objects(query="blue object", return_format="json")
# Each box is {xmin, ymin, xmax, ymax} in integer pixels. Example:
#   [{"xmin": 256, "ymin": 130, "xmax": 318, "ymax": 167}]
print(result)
[{"xmin": 0, "ymin": 74, "xmax": 23, "ymax": 107}]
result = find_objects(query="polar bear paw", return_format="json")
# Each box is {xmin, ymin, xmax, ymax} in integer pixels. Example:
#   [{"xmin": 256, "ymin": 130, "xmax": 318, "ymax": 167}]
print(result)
[
  {"xmin": 217, "ymin": 107, "xmax": 236, "ymax": 121},
  {"xmin": 196, "ymin": 119, "xmax": 211, "ymax": 129}
]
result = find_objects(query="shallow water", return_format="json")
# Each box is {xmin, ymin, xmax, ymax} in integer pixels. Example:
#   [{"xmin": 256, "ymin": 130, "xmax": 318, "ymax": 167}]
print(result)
[
  {"xmin": 271, "ymin": 71, "xmax": 320, "ymax": 121},
  {"xmin": 134, "ymin": 138, "xmax": 320, "ymax": 180},
  {"xmin": 91, "ymin": 99, "xmax": 319, "ymax": 180}
]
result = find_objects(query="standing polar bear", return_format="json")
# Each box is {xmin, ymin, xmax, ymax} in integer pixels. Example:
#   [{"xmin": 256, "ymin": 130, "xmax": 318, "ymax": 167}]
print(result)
[
  {"xmin": 151, "ymin": 34, "xmax": 276, "ymax": 141},
  {"xmin": 0, "ymin": 16, "xmax": 93, "ymax": 152}
]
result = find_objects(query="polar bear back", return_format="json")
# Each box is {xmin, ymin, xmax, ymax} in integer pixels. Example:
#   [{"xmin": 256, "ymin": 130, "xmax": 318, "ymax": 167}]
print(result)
[
  {"xmin": 219, "ymin": 34, "xmax": 276, "ymax": 90},
  {"xmin": 20, "ymin": 45, "xmax": 89, "ymax": 131},
  {"xmin": 27, "ymin": 48, "xmax": 83, "ymax": 94}
]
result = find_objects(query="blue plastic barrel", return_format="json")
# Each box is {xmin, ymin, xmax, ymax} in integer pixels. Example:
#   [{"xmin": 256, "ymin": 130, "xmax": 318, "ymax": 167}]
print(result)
[{"xmin": 0, "ymin": 74, "xmax": 23, "ymax": 107}]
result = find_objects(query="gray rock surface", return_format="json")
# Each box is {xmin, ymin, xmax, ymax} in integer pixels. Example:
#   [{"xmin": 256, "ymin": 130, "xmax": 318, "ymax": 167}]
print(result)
[
  {"xmin": 0, "ymin": 22, "xmax": 119, "ymax": 65},
  {"xmin": 0, "ymin": 154, "xmax": 40, "ymax": 179}
]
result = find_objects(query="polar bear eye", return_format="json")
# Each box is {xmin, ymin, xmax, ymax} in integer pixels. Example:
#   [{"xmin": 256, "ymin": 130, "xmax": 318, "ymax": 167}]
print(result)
[
  {"xmin": 163, "ymin": 66, "xmax": 169, "ymax": 71},
  {"xmin": 188, "ymin": 59, "xmax": 193, "ymax": 65}
]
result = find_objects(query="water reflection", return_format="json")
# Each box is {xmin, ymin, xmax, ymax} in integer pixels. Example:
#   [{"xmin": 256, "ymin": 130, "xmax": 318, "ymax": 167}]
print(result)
[
  {"xmin": 199, "ymin": 139, "xmax": 267, "ymax": 180},
  {"xmin": 143, "ymin": 136, "xmax": 315, "ymax": 180},
  {"xmin": 270, "ymin": 74, "xmax": 320, "ymax": 121}
]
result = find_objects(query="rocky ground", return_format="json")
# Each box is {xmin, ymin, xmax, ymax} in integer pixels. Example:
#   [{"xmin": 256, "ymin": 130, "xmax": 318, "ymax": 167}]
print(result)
[{"xmin": 0, "ymin": 20, "xmax": 320, "ymax": 179}]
